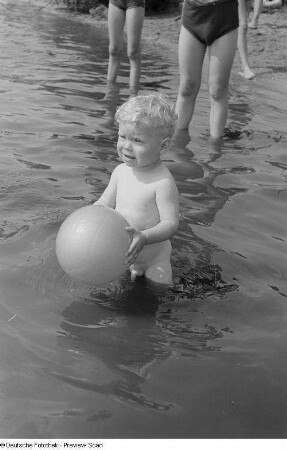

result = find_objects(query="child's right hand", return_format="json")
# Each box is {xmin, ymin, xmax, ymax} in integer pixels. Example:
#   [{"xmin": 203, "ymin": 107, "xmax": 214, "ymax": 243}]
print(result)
[{"xmin": 125, "ymin": 227, "xmax": 147, "ymax": 266}]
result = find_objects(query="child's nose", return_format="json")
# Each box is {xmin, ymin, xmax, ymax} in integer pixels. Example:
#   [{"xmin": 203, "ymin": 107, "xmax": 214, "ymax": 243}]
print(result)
[{"xmin": 123, "ymin": 140, "xmax": 132, "ymax": 150}]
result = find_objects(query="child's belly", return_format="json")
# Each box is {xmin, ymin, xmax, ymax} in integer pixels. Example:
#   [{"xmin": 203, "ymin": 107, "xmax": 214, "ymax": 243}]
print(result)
[{"xmin": 116, "ymin": 206, "xmax": 160, "ymax": 232}]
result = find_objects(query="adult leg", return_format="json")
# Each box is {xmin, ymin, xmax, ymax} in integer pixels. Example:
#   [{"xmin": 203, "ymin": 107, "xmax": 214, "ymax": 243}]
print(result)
[
  {"xmin": 107, "ymin": 4, "xmax": 126, "ymax": 83},
  {"xmin": 249, "ymin": 0, "xmax": 263, "ymax": 28},
  {"xmin": 237, "ymin": 0, "xmax": 255, "ymax": 79},
  {"xmin": 175, "ymin": 26, "xmax": 206, "ymax": 130},
  {"xmin": 208, "ymin": 28, "xmax": 238, "ymax": 138},
  {"xmin": 126, "ymin": 6, "xmax": 145, "ymax": 95}
]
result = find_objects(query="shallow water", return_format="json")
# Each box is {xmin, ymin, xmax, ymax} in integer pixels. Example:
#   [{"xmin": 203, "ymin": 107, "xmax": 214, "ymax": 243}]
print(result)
[{"xmin": 0, "ymin": 1, "xmax": 287, "ymax": 439}]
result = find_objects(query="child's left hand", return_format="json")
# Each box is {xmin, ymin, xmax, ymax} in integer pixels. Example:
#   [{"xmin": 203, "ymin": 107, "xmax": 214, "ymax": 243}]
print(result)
[{"xmin": 125, "ymin": 227, "xmax": 147, "ymax": 266}]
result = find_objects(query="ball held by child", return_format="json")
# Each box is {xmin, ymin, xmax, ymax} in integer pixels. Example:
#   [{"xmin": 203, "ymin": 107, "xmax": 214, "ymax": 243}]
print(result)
[{"xmin": 56, "ymin": 205, "xmax": 132, "ymax": 285}]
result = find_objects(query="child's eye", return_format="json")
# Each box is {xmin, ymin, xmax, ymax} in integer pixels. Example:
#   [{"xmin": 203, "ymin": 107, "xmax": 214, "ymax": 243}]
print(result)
[{"xmin": 134, "ymin": 138, "xmax": 142, "ymax": 143}]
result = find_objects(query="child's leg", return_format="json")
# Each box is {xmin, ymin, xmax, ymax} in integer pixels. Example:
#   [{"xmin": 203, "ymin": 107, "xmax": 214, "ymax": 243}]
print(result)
[
  {"xmin": 130, "ymin": 242, "xmax": 173, "ymax": 285},
  {"xmin": 145, "ymin": 260, "xmax": 173, "ymax": 286},
  {"xmin": 107, "ymin": 4, "xmax": 126, "ymax": 83},
  {"xmin": 144, "ymin": 241, "xmax": 173, "ymax": 286},
  {"xmin": 129, "ymin": 261, "xmax": 145, "ymax": 282},
  {"xmin": 126, "ymin": 6, "xmax": 145, "ymax": 95}
]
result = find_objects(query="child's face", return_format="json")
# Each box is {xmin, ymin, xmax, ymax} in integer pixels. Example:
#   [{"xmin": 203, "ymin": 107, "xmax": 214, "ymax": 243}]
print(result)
[{"xmin": 117, "ymin": 122, "xmax": 167, "ymax": 169}]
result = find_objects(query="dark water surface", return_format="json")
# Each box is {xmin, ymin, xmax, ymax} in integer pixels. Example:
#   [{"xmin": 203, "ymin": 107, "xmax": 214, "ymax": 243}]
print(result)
[{"xmin": 0, "ymin": 1, "xmax": 287, "ymax": 439}]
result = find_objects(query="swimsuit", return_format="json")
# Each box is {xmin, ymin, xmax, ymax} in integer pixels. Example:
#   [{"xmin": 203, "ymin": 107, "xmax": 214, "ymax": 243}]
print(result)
[
  {"xmin": 182, "ymin": 0, "xmax": 239, "ymax": 46},
  {"xmin": 109, "ymin": 0, "xmax": 145, "ymax": 10}
]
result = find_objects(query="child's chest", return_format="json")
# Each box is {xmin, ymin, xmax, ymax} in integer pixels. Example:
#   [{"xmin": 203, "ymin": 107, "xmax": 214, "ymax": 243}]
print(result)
[{"xmin": 116, "ymin": 172, "xmax": 156, "ymax": 208}]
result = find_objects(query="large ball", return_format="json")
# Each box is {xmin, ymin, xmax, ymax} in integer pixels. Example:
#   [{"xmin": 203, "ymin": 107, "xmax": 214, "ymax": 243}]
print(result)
[{"xmin": 56, "ymin": 205, "xmax": 131, "ymax": 285}]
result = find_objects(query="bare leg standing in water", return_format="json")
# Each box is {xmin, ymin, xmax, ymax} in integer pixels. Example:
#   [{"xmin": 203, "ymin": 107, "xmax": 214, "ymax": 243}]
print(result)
[
  {"xmin": 107, "ymin": 0, "xmax": 145, "ymax": 96},
  {"xmin": 208, "ymin": 34, "xmax": 238, "ymax": 138},
  {"xmin": 238, "ymin": 0, "xmax": 256, "ymax": 79},
  {"xmin": 249, "ymin": 0, "xmax": 263, "ymax": 28},
  {"xmin": 175, "ymin": 0, "xmax": 238, "ymax": 139}
]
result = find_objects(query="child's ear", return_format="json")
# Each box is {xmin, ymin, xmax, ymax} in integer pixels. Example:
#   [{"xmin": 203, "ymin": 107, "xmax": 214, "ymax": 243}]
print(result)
[{"xmin": 160, "ymin": 138, "xmax": 171, "ymax": 155}]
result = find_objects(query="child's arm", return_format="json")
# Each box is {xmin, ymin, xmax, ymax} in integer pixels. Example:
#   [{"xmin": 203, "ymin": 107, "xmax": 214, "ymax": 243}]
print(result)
[
  {"xmin": 93, "ymin": 167, "xmax": 118, "ymax": 208},
  {"xmin": 126, "ymin": 177, "xmax": 179, "ymax": 265}
]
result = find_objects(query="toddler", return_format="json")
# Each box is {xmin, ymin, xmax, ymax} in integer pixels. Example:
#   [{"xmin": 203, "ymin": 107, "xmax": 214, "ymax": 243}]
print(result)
[{"xmin": 94, "ymin": 94, "xmax": 179, "ymax": 286}]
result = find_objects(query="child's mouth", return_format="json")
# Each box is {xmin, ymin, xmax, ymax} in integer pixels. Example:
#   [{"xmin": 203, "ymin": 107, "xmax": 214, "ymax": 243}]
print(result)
[{"xmin": 123, "ymin": 153, "xmax": 135, "ymax": 160}]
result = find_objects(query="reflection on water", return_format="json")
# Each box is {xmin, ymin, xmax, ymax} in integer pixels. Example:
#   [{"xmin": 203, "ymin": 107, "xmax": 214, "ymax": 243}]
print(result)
[{"xmin": 0, "ymin": 0, "xmax": 287, "ymax": 440}]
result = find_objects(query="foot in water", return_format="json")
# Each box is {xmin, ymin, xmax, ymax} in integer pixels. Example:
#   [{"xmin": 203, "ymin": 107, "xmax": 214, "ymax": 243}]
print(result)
[
  {"xmin": 248, "ymin": 21, "xmax": 258, "ymax": 29},
  {"xmin": 239, "ymin": 66, "xmax": 256, "ymax": 80}
]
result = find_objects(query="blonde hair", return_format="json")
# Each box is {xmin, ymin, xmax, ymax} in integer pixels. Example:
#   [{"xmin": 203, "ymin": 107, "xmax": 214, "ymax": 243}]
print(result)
[{"xmin": 115, "ymin": 93, "xmax": 177, "ymax": 139}]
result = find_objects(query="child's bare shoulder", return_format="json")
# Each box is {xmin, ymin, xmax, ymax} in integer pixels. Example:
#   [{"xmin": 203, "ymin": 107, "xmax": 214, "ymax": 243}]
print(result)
[
  {"xmin": 157, "ymin": 163, "xmax": 176, "ymax": 182},
  {"xmin": 112, "ymin": 163, "xmax": 127, "ymax": 177},
  {"xmin": 154, "ymin": 164, "xmax": 178, "ymax": 191}
]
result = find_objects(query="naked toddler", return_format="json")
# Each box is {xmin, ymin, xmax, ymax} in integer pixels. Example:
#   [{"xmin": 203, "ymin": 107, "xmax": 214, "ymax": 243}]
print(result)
[{"xmin": 94, "ymin": 93, "xmax": 179, "ymax": 286}]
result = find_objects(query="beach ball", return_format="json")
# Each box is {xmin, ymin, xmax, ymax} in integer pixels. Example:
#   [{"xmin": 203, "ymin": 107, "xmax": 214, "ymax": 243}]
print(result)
[{"xmin": 56, "ymin": 205, "xmax": 131, "ymax": 285}]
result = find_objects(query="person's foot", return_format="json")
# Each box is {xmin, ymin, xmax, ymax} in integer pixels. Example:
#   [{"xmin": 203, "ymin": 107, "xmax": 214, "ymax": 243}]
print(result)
[
  {"xmin": 172, "ymin": 128, "xmax": 191, "ymax": 149},
  {"xmin": 239, "ymin": 66, "xmax": 256, "ymax": 80},
  {"xmin": 248, "ymin": 21, "xmax": 258, "ymax": 29}
]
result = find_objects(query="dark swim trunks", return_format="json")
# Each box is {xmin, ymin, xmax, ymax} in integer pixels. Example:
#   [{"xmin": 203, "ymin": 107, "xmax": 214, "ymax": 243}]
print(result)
[
  {"xmin": 109, "ymin": 0, "xmax": 145, "ymax": 10},
  {"xmin": 182, "ymin": 0, "xmax": 239, "ymax": 46}
]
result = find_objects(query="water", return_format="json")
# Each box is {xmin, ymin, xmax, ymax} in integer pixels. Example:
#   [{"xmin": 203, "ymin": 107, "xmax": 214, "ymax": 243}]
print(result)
[{"xmin": 0, "ymin": 1, "xmax": 287, "ymax": 439}]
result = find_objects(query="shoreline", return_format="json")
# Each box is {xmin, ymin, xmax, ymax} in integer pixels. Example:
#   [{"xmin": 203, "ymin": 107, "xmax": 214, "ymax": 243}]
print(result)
[{"xmin": 30, "ymin": 0, "xmax": 287, "ymax": 85}]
